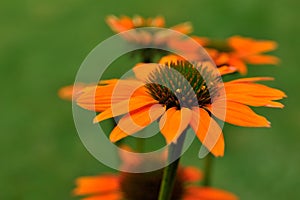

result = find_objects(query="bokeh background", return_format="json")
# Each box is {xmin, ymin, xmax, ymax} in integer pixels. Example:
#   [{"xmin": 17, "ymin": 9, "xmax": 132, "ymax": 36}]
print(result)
[{"xmin": 1, "ymin": 0, "xmax": 299, "ymax": 199}]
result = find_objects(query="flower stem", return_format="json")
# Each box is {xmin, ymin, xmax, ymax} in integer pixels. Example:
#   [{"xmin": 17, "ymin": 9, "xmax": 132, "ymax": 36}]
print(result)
[
  {"xmin": 136, "ymin": 137, "xmax": 144, "ymax": 153},
  {"xmin": 203, "ymin": 153, "xmax": 213, "ymax": 186},
  {"xmin": 158, "ymin": 131, "xmax": 187, "ymax": 200}
]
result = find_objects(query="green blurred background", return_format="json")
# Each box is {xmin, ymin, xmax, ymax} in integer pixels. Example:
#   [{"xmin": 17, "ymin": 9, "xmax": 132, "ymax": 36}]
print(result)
[{"xmin": 1, "ymin": 0, "xmax": 299, "ymax": 199}]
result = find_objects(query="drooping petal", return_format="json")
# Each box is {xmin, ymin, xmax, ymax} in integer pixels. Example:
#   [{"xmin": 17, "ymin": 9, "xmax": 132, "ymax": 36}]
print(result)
[
  {"xmin": 228, "ymin": 57, "xmax": 248, "ymax": 75},
  {"xmin": 212, "ymin": 101, "xmax": 271, "ymax": 127},
  {"xmin": 170, "ymin": 22, "xmax": 193, "ymax": 34},
  {"xmin": 224, "ymin": 82, "xmax": 287, "ymax": 99},
  {"xmin": 77, "ymin": 80, "xmax": 146, "ymax": 112},
  {"xmin": 184, "ymin": 187, "xmax": 238, "ymax": 200},
  {"xmin": 183, "ymin": 166, "xmax": 203, "ymax": 183},
  {"xmin": 226, "ymin": 77, "xmax": 274, "ymax": 83},
  {"xmin": 58, "ymin": 84, "xmax": 85, "ymax": 101},
  {"xmin": 73, "ymin": 175, "xmax": 119, "ymax": 196},
  {"xmin": 218, "ymin": 66, "xmax": 237, "ymax": 76},
  {"xmin": 93, "ymin": 94, "xmax": 157, "ymax": 123},
  {"xmin": 106, "ymin": 15, "xmax": 134, "ymax": 32},
  {"xmin": 190, "ymin": 107, "xmax": 224, "ymax": 157},
  {"xmin": 159, "ymin": 107, "xmax": 192, "ymax": 144},
  {"xmin": 150, "ymin": 16, "xmax": 165, "ymax": 27},
  {"xmin": 82, "ymin": 193, "xmax": 122, "ymax": 200},
  {"xmin": 245, "ymin": 54, "xmax": 279, "ymax": 65},
  {"xmin": 110, "ymin": 104, "xmax": 165, "ymax": 142},
  {"xmin": 225, "ymin": 94, "xmax": 284, "ymax": 108},
  {"xmin": 228, "ymin": 35, "xmax": 277, "ymax": 55}
]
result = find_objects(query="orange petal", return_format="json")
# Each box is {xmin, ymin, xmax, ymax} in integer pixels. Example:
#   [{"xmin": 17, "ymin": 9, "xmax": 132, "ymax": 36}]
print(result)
[
  {"xmin": 82, "ymin": 193, "xmax": 122, "ymax": 200},
  {"xmin": 133, "ymin": 63, "xmax": 159, "ymax": 82},
  {"xmin": 192, "ymin": 36, "xmax": 209, "ymax": 46},
  {"xmin": 213, "ymin": 101, "xmax": 270, "ymax": 127},
  {"xmin": 159, "ymin": 55, "xmax": 185, "ymax": 65},
  {"xmin": 151, "ymin": 16, "xmax": 165, "ymax": 27},
  {"xmin": 58, "ymin": 84, "xmax": 85, "ymax": 101},
  {"xmin": 93, "ymin": 94, "xmax": 157, "ymax": 123},
  {"xmin": 159, "ymin": 107, "xmax": 192, "ymax": 144},
  {"xmin": 170, "ymin": 22, "xmax": 193, "ymax": 34},
  {"xmin": 77, "ymin": 80, "xmax": 145, "ymax": 112},
  {"xmin": 218, "ymin": 66, "xmax": 237, "ymax": 76},
  {"xmin": 245, "ymin": 54, "xmax": 279, "ymax": 65},
  {"xmin": 106, "ymin": 15, "xmax": 134, "ymax": 32},
  {"xmin": 226, "ymin": 77, "xmax": 274, "ymax": 83},
  {"xmin": 228, "ymin": 57, "xmax": 248, "ymax": 75},
  {"xmin": 225, "ymin": 94, "xmax": 284, "ymax": 108},
  {"xmin": 110, "ymin": 104, "xmax": 165, "ymax": 142},
  {"xmin": 228, "ymin": 35, "xmax": 277, "ymax": 55},
  {"xmin": 224, "ymin": 82, "xmax": 287, "ymax": 99},
  {"xmin": 184, "ymin": 187, "xmax": 238, "ymax": 200},
  {"xmin": 73, "ymin": 175, "xmax": 119, "ymax": 196},
  {"xmin": 183, "ymin": 166, "xmax": 203, "ymax": 183},
  {"xmin": 190, "ymin": 108, "xmax": 224, "ymax": 157}
]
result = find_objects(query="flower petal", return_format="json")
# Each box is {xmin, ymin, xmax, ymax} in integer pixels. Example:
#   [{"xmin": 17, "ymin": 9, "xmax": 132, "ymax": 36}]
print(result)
[
  {"xmin": 245, "ymin": 54, "xmax": 279, "ymax": 65},
  {"xmin": 133, "ymin": 63, "xmax": 159, "ymax": 82},
  {"xmin": 183, "ymin": 166, "xmax": 203, "ymax": 183},
  {"xmin": 224, "ymin": 82, "xmax": 287, "ymax": 99},
  {"xmin": 226, "ymin": 77, "xmax": 274, "ymax": 83},
  {"xmin": 190, "ymin": 108, "xmax": 224, "ymax": 157},
  {"xmin": 93, "ymin": 94, "xmax": 157, "ymax": 123},
  {"xmin": 184, "ymin": 187, "xmax": 238, "ymax": 200},
  {"xmin": 73, "ymin": 175, "xmax": 119, "ymax": 196},
  {"xmin": 110, "ymin": 104, "xmax": 165, "ymax": 142},
  {"xmin": 82, "ymin": 193, "xmax": 122, "ymax": 200},
  {"xmin": 228, "ymin": 35, "xmax": 277, "ymax": 54},
  {"xmin": 159, "ymin": 107, "xmax": 192, "ymax": 144},
  {"xmin": 170, "ymin": 22, "xmax": 193, "ymax": 34},
  {"xmin": 213, "ymin": 101, "xmax": 271, "ymax": 127},
  {"xmin": 77, "ymin": 80, "xmax": 146, "ymax": 112}
]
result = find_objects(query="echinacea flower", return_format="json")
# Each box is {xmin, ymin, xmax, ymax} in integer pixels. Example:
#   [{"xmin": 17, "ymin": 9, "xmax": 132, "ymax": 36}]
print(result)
[
  {"xmin": 74, "ymin": 165, "xmax": 238, "ymax": 200},
  {"xmin": 205, "ymin": 36, "xmax": 279, "ymax": 74},
  {"xmin": 106, "ymin": 15, "xmax": 194, "ymax": 62},
  {"xmin": 75, "ymin": 60, "xmax": 286, "ymax": 157},
  {"xmin": 106, "ymin": 15, "xmax": 192, "ymax": 35}
]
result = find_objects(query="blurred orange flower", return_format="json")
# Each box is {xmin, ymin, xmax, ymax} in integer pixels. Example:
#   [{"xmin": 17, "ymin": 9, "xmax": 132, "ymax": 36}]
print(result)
[
  {"xmin": 105, "ymin": 15, "xmax": 193, "ymax": 52},
  {"xmin": 73, "ymin": 166, "xmax": 238, "ymax": 200},
  {"xmin": 106, "ymin": 15, "xmax": 192, "ymax": 34},
  {"xmin": 75, "ymin": 61, "xmax": 286, "ymax": 157},
  {"xmin": 206, "ymin": 36, "xmax": 279, "ymax": 74}
]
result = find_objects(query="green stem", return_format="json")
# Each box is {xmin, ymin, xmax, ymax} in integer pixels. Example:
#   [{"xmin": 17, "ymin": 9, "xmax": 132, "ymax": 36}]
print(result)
[
  {"xmin": 158, "ymin": 131, "xmax": 187, "ymax": 200},
  {"xmin": 136, "ymin": 137, "xmax": 144, "ymax": 153},
  {"xmin": 203, "ymin": 153, "xmax": 213, "ymax": 186}
]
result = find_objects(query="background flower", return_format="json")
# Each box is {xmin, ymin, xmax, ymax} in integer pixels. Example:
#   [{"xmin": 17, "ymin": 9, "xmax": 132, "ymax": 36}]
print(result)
[
  {"xmin": 205, "ymin": 36, "xmax": 279, "ymax": 74},
  {"xmin": 74, "ymin": 151, "xmax": 238, "ymax": 200}
]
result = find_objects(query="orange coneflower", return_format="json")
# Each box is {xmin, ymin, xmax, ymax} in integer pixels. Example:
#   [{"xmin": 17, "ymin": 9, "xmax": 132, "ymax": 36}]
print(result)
[
  {"xmin": 106, "ymin": 15, "xmax": 193, "ymax": 61},
  {"xmin": 205, "ymin": 36, "xmax": 279, "ymax": 74},
  {"xmin": 106, "ymin": 15, "xmax": 192, "ymax": 35},
  {"xmin": 76, "ymin": 60, "xmax": 286, "ymax": 157},
  {"xmin": 74, "ymin": 166, "xmax": 237, "ymax": 200}
]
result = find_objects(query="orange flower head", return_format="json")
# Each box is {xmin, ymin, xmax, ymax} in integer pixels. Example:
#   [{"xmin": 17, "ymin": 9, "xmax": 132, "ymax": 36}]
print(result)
[
  {"xmin": 74, "ymin": 165, "xmax": 238, "ymax": 200},
  {"xmin": 106, "ymin": 15, "xmax": 192, "ymax": 34},
  {"xmin": 76, "ymin": 60, "xmax": 286, "ymax": 157},
  {"xmin": 105, "ymin": 15, "xmax": 193, "ymax": 60},
  {"xmin": 205, "ymin": 36, "xmax": 279, "ymax": 74}
]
